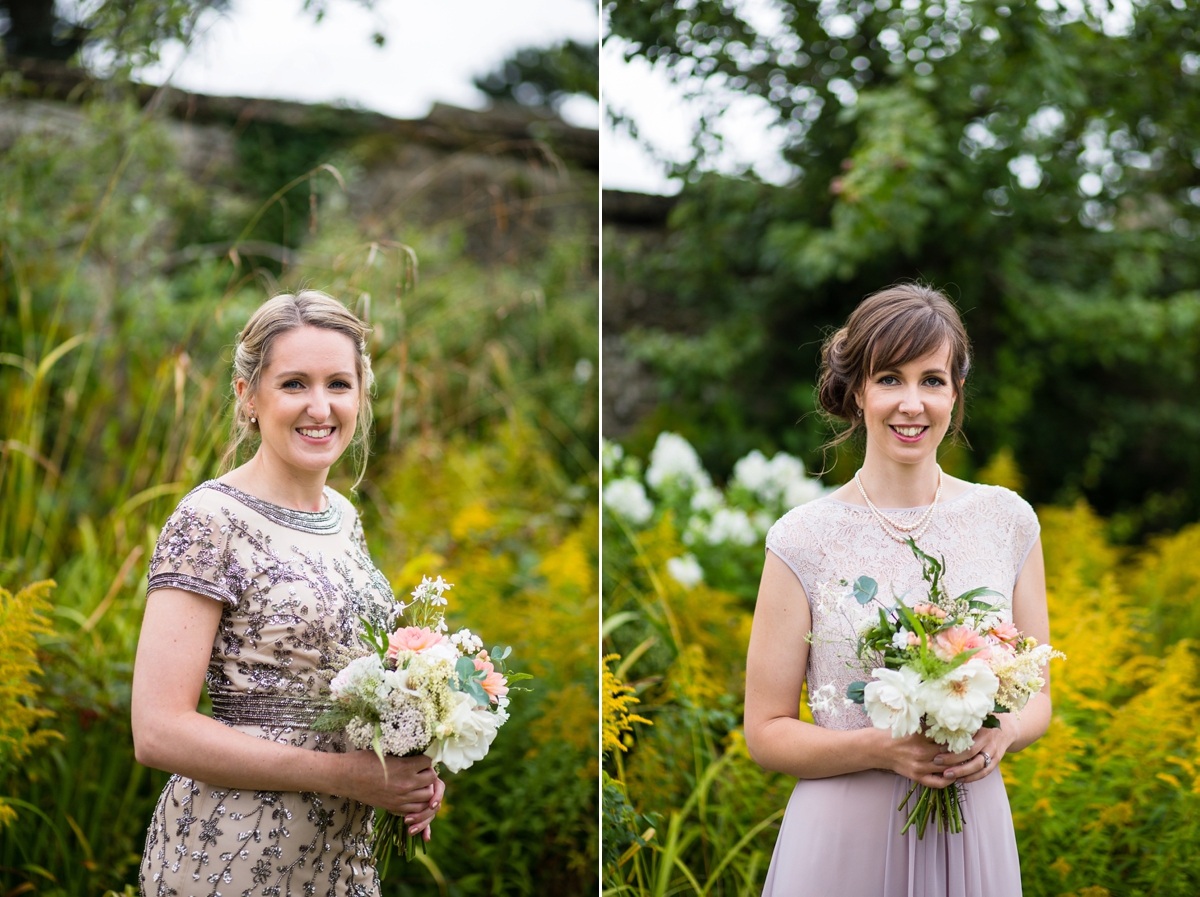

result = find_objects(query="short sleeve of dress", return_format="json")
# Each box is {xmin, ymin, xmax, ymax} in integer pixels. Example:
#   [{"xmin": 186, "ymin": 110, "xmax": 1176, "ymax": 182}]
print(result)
[
  {"xmin": 146, "ymin": 488, "xmax": 244, "ymax": 605},
  {"xmin": 763, "ymin": 506, "xmax": 817, "ymax": 601},
  {"xmin": 1006, "ymin": 488, "xmax": 1042, "ymax": 582}
]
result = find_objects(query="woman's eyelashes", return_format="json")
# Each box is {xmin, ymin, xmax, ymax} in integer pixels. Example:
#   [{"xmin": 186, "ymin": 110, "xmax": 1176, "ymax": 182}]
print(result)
[
  {"xmin": 279, "ymin": 378, "xmax": 354, "ymax": 390},
  {"xmin": 875, "ymin": 374, "xmax": 947, "ymax": 387}
]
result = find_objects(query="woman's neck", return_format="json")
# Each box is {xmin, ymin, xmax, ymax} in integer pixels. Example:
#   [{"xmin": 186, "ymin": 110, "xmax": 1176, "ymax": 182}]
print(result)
[
  {"xmin": 854, "ymin": 450, "xmax": 941, "ymax": 509},
  {"xmin": 222, "ymin": 451, "xmax": 329, "ymax": 512}
]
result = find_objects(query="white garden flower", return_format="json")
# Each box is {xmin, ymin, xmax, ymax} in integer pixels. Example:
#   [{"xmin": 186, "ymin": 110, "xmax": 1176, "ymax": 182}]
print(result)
[
  {"xmin": 602, "ymin": 440, "xmax": 624, "ymax": 475},
  {"xmin": 704, "ymin": 508, "xmax": 758, "ymax": 546},
  {"xmin": 731, "ymin": 450, "xmax": 773, "ymax": 496},
  {"xmin": 425, "ymin": 690, "xmax": 502, "ymax": 773},
  {"xmin": 666, "ymin": 554, "xmax": 704, "ymax": 589},
  {"xmin": 863, "ymin": 666, "xmax": 925, "ymax": 738},
  {"xmin": 603, "ymin": 478, "xmax": 654, "ymax": 525},
  {"xmin": 330, "ymin": 654, "xmax": 385, "ymax": 701},
  {"xmin": 645, "ymin": 432, "xmax": 712, "ymax": 493},
  {"xmin": 690, "ymin": 484, "xmax": 724, "ymax": 513},
  {"xmin": 891, "ymin": 630, "xmax": 913, "ymax": 652},
  {"xmin": 919, "ymin": 660, "xmax": 999, "ymax": 736},
  {"xmin": 731, "ymin": 450, "xmax": 822, "ymax": 508},
  {"xmin": 807, "ymin": 683, "xmax": 839, "ymax": 715}
]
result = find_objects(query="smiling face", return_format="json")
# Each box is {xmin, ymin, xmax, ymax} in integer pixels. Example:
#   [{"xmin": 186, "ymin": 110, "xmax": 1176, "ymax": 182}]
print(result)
[
  {"xmin": 240, "ymin": 325, "xmax": 360, "ymax": 478},
  {"xmin": 855, "ymin": 342, "xmax": 958, "ymax": 469}
]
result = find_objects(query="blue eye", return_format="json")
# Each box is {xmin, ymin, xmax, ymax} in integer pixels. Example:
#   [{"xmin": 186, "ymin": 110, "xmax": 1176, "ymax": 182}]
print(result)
[
  {"xmin": 331, "ymin": 380, "xmax": 353, "ymax": 390},
  {"xmin": 282, "ymin": 379, "xmax": 304, "ymax": 389}
]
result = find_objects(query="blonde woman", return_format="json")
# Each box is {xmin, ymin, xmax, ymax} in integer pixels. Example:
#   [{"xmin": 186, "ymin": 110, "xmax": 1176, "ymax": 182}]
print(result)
[
  {"xmin": 744, "ymin": 284, "xmax": 1051, "ymax": 896},
  {"xmin": 133, "ymin": 291, "xmax": 443, "ymax": 896}
]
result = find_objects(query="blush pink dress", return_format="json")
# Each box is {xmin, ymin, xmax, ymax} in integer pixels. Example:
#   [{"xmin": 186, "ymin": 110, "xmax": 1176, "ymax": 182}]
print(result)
[{"xmin": 761, "ymin": 484, "xmax": 1040, "ymax": 897}]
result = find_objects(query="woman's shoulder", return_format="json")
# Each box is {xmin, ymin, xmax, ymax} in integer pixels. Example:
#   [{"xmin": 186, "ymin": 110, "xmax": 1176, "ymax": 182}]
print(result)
[
  {"xmin": 765, "ymin": 495, "xmax": 845, "ymax": 547},
  {"xmin": 959, "ymin": 481, "xmax": 1038, "ymax": 524}
]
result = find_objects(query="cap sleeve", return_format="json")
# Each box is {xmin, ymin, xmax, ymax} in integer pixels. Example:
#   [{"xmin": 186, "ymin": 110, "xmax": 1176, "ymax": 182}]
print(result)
[
  {"xmin": 764, "ymin": 506, "xmax": 817, "ymax": 601},
  {"xmin": 146, "ymin": 487, "xmax": 245, "ymax": 605},
  {"xmin": 1010, "ymin": 491, "xmax": 1042, "ymax": 582}
]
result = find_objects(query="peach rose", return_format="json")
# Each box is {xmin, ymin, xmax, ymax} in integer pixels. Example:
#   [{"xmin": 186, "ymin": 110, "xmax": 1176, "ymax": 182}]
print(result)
[
  {"xmin": 933, "ymin": 626, "xmax": 990, "ymax": 663},
  {"xmin": 386, "ymin": 626, "xmax": 446, "ymax": 659},
  {"xmin": 988, "ymin": 621, "xmax": 1021, "ymax": 643},
  {"xmin": 474, "ymin": 655, "xmax": 509, "ymax": 703}
]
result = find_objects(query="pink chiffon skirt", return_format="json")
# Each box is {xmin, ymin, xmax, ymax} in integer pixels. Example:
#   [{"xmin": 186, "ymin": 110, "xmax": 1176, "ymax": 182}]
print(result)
[{"xmin": 761, "ymin": 769, "xmax": 1021, "ymax": 897}]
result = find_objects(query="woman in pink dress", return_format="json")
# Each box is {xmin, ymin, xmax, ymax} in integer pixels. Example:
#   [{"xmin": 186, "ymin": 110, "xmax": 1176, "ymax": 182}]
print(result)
[{"xmin": 744, "ymin": 284, "xmax": 1052, "ymax": 897}]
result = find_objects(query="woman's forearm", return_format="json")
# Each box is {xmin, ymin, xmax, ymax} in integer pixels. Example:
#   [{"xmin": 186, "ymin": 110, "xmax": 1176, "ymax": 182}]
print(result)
[
  {"xmin": 746, "ymin": 717, "xmax": 886, "ymax": 779},
  {"xmin": 133, "ymin": 708, "xmax": 346, "ymax": 794}
]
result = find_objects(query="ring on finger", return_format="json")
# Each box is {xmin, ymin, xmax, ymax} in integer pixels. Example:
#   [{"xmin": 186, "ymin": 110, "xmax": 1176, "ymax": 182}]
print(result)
[{"xmin": 982, "ymin": 751, "xmax": 992, "ymax": 769}]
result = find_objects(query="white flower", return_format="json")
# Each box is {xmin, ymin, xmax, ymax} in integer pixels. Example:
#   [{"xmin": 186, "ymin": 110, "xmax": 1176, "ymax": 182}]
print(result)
[
  {"xmin": 863, "ymin": 666, "xmax": 925, "ymax": 738},
  {"xmin": 891, "ymin": 630, "xmax": 913, "ymax": 652},
  {"xmin": 425, "ymin": 691, "xmax": 501, "ymax": 773},
  {"xmin": 666, "ymin": 554, "xmax": 704, "ymax": 589},
  {"xmin": 731, "ymin": 449, "xmax": 822, "ymax": 508},
  {"xmin": 690, "ymin": 484, "xmax": 724, "ymax": 513},
  {"xmin": 924, "ymin": 721, "xmax": 977, "ymax": 754},
  {"xmin": 330, "ymin": 654, "xmax": 385, "ymax": 701},
  {"xmin": 603, "ymin": 478, "xmax": 654, "ymax": 525},
  {"xmin": 704, "ymin": 508, "xmax": 758, "ymax": 546},
  {"xmin": 919, "ymin": 660, "xmax": 999, "ymax": 737},
  {"xmin": 602, "ymin": 439, "xmax": 624, "ymax": 475},
  {"xmin": 808, "ymin": 683, "xmax": 839, "ymax": 715},
  {"xmin": 450, "ymin": 628, "xmax": 484, "ymax": 656},
  {"xmin": 645, "ymin": 432, "xmax": 712, "ymax": 493}
]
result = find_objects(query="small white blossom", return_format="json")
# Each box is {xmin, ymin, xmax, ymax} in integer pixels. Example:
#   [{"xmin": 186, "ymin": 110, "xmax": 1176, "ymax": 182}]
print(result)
[
  {"xmin": 731, "ymin": 449, "xmax": 822, "ymax": 508},
  {"xmin": 704, "ymin": 508, "xmax": 758, "ymax": 546},
  {"xmin": 603, "ymin": 478, "xmax": 654, "ymax": 525},
  {"xmin": 645, "ymin": 432, "xmax": 712, "ymax": 493},
  {"xmin": 602, "ymin": 440, "xmax": 625, "ymax": 475},
  {"xmin": 891, "ymin": 630, "xmax": 912, "ymax": 651},
  {"xmin": 666, "ymin": 554, "xmax": 704, "ymax": 589},
  {"xmin": 690, "ymin": 484, "xmax": 724, "ymax": 513},
  {"xmin": 450, "ymin": 628, "xmax": 484, "ymax": 656},
  {"xmin": 808, "ymin": 683, "xmax": 839, "ymax": 715}
]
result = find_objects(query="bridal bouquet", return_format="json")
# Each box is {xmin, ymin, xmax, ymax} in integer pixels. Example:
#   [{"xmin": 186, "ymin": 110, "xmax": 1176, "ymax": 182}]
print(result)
[
  {"xmin": 844, "ymin": 540, "xmax": 1063, "ymax": 838},
  {"xmin": 316, "ymin": 575, "xmax": 530, "ymax": 861}
]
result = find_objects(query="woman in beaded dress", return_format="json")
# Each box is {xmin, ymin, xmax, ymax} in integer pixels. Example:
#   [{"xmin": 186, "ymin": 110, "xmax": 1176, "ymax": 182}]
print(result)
[
  {"xmin": 133, "ymin": 291, "xmax": 444, "ymax": 897},
  {"xmin": 743, "ymin": 285, "xmax": 1052, "ymax": 897}
]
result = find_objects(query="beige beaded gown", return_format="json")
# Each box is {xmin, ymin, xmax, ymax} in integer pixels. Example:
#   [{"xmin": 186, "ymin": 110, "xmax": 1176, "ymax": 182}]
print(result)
[
  {"xmin": 139, "ymin": 481, "xmax": 397, "ymax": 897},
  {"xmin": 760, "ymin": 484, "xmax": 1040, "ymax": 897}
]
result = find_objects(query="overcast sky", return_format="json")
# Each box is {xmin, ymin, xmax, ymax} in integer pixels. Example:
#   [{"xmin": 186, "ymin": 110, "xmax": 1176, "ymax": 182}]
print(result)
[{"xmin": 136, "ymin": 0, "xmax": 599, "ymax": 129}]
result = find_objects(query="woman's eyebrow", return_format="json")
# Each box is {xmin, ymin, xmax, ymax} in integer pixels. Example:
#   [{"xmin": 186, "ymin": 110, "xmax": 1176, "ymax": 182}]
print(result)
[{"xmin": 273, "ymin": 370, "xmax": 356, "ymax": 379}]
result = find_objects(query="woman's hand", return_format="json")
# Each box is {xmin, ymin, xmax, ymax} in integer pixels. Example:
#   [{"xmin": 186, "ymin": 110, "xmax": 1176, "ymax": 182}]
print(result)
[
  {"xmin": 872, "ymin": 728, "xmax": 958, "ymax": 789},
  {"xmin": 934, "ymin": 724, "xmax": 1016, "ymax": 785},
  {"xmin": 341, "ymin": 751, "xmax": 440, "ymax": 814}
]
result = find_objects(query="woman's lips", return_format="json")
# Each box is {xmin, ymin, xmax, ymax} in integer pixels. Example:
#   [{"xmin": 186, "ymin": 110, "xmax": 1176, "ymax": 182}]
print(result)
[
  {"xmin": 297, "ymin": 427, "xmax": 335, "ymax": 442},
  {"xmin": 889, "ymin": 424, "xmax": 928, "ymax": 443}
]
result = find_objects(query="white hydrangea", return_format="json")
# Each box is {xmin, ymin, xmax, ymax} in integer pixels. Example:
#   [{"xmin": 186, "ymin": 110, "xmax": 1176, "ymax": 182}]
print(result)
[
  {"xmin": 603, "ymin": 478, "xmax": 654, "ymax": 525},
  {"xmin": 330, "ymin": 654, "xmax": 385, "ymax": 701},
  {"xmin": 731, "ymin": 449, "xmax": 822, "ymax": 509},
  {"xmin": 645, "ymin": 432, "xmax": 712, "ymax": 493},
  {"xmin": 666, "ymin": 554, "xmax": 704, "ymax": 589},
  {"xmin": 704, "ymin": 508, "xmax": 758, "ymax": 546},
  {"xmin": 689, "ymin": 484, "xmax": 724, "ymax": 513}
]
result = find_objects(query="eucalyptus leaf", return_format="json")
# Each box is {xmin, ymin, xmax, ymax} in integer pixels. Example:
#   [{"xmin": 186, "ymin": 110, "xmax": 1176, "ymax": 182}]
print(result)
[
  {"xmin": 846, "ymin": 681, "xmax": 867, "ymax": 704},
  {"xmin": 854, "ymin": 576, "xmax": 878, "ymax": 605}
]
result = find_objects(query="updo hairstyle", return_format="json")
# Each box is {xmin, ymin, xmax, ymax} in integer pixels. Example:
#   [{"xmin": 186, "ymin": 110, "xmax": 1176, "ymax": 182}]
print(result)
[
  {"xmin": 221, "ymin": 290, "xmax": 376, "ymax": 486},
  {"xmin": 817, "ymin": 283, "xmax": 971, "ymax": 447}
]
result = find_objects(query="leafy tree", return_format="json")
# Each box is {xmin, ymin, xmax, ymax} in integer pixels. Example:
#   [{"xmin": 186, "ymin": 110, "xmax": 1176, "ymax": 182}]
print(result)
[
  {"xmin": 476, "ymin": 38, "xmax": 600, "ymax": 116},
  {"xmin": 606, "ymin": 0, "xmax": 1200, "ymax": 539}
]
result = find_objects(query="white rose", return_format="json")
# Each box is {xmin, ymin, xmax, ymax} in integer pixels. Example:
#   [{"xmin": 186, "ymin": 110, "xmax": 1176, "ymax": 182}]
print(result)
[
  {"xmin": 919, "ymin": 660, "xmax": 999, "ymax": 734},
  {"xmin": 425, "ymin": 691, "xmax": 501, "ymax": 773},
  {"xmin": 863, "ymin": 666, "xmax": 924, "ymax": 738}
]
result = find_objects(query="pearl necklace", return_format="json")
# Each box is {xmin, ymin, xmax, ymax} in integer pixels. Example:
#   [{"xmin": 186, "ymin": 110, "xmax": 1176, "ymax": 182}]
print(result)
[{"xmin": 853, "ymin": 466, "xmax": 943, "ymax": 543}]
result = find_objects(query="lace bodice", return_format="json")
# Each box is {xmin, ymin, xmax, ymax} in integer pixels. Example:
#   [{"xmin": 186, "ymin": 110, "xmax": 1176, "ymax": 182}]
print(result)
[{"xmin": 764, "ymin": 484, "xmax": 1040, "ymax": 731}]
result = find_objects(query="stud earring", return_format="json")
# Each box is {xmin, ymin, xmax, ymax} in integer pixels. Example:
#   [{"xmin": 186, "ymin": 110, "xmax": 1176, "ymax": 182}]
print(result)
[{"xmin": 249, "ymin": 412, "xmax": 257, "ymax": 424}]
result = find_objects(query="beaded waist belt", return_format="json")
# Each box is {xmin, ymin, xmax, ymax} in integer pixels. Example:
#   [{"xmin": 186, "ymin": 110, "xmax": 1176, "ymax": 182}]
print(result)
[{"xmin": 210, "ymin": 691, "xmax": 329, "ymax": 729}]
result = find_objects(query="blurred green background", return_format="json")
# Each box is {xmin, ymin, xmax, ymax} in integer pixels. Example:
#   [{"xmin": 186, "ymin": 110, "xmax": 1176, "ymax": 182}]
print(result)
[{"xmin": 0, "ymin": 3, "xmax": 599, "ymax": 894}]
